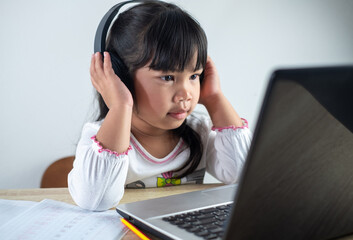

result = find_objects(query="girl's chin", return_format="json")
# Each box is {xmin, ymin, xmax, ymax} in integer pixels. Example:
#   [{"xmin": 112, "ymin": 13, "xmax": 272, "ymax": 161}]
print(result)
[{"xmin": 164, "ymin": 117, "xmax": 187, "ymax": 130}]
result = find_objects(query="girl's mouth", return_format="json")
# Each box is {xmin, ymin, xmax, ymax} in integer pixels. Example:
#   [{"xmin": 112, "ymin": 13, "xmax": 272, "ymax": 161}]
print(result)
[{"xmin": 168, "ymin": 111, "xmax": 188, "ymax": 120}]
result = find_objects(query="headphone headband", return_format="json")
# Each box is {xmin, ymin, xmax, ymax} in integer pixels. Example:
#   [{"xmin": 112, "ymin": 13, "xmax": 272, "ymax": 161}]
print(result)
[{"xmin": 94, "ymin": 0, "xmax": 140, "ymax": 53}]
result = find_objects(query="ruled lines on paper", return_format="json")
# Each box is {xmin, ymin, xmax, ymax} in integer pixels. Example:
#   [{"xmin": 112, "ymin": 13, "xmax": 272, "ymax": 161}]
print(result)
[{"xmin": 0, "ymin": 199, "xmax": 127, "ymax": 240}]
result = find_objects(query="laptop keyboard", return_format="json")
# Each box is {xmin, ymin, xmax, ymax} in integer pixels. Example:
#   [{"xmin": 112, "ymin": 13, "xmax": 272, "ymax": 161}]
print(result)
[{"xmin": 162, "ymin": 203, "xmax": 232, "ymax": 240}]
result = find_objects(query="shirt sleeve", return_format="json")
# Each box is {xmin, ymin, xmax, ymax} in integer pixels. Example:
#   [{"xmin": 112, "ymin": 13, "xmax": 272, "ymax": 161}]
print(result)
[
  {"xmin": 188, "ymin": 112, "xmax": 252, "ymax": 184},
  {"xmin": 68, "ymin": 122, "xmax": 130, "ymax": 211},
  {"xmin": 205, "ymin": 127, "xmax": 252, "ymax": 184}
]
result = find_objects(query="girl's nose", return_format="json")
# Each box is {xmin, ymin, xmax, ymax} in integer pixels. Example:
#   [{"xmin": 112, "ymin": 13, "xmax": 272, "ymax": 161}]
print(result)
[{"xmin": 173, "ymin": 82, "xmax": 192, "ymax": 103}]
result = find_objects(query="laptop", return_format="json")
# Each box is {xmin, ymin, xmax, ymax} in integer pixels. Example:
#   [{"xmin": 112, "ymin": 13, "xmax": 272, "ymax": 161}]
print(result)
[{"xmin": 116, "ymin": 66, "xmax": 353, "ymax": 240}]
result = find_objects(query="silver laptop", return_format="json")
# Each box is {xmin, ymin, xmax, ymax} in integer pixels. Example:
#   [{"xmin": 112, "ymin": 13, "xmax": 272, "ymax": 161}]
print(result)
[{"xmin": 116, "ymin": 66, "xmax": 353, "ymax": 240}]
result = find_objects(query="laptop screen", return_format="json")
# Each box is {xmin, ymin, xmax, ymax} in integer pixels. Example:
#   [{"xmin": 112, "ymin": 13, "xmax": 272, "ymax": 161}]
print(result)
[{"xmin": 226, "ymin": 67, "xmax": 353, "ymax": 240}]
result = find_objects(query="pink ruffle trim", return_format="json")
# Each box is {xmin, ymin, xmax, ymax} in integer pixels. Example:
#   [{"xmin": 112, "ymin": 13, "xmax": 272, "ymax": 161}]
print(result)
[
  {"xmin": 91, "ymin": 135, "xmax": 132, "ymax": 157},
  {"xmin": 211, "ymin": 118, "xmax": 249, "ymax": 132}
]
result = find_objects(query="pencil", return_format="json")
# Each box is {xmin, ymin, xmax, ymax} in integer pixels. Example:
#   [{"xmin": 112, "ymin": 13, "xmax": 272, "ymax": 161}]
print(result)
[{"xmin": 121, "ymin": 218, "xmax": 151, "ymax": 240}]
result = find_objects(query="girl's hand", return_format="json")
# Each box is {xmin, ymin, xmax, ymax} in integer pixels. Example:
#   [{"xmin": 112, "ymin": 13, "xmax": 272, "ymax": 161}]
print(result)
[
  {"xmin": 90, "ymin": 52, "xmax": 133, "ymax": 109},
  {"xmin": 199, "ymin": 56, "xmax": 223, "ymax": 106},
  {"xmin": 199, "ymin": 56, "xmax": 243, "ymax": 128}
]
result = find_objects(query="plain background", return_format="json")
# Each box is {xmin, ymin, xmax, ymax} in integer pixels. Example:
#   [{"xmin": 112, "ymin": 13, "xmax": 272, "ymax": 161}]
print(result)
[{"xmin": 0, "ymin": 0, "xmax": 352, "ymax": 189}]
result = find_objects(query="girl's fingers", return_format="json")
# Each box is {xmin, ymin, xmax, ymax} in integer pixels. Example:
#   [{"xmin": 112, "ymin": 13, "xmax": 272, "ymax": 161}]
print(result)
[
  {"xmin": 90, "ymin": 53, "xmax": 96, "ymax": 76},
  {"xmin": 94, "ymin": 52, "xmax": 104, "ymax": 76},
  {"xmin": 103, "ymin": 52, "xmax": 117, "ymax": 78},
  {"xmin": 90, "ymin": 54, "xmax": 103, "ymax": 92},
  {"xmin": 90, "ymin": 52, "xmax": 119, "ymax": 94},
  {"xmin": 103, "ymin": 52, "xmax": 112, "ymax": 70}
]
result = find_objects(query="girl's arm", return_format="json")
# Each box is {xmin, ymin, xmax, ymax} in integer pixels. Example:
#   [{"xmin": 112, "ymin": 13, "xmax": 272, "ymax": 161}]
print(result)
[
  {"xmin": 68, "ymin": 122, "xmax": 130, "ymax": 211},
  {"xmin": 90, "ymin": 52, "xmax": 133, "ymax": 153},
  {"xmin": 199, "ymin": 57, "xmax": 251, "ymax": 184},
  {"xmin": 68, "ymin": 53, "xmax": 133, "ymax": 211},
  {"xmin": 199, "ymin": 57, "xmax": 243, "ymax": 128}
]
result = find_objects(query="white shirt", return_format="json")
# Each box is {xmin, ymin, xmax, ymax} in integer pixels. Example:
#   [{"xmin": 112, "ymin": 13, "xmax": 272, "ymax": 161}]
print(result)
[{"xmin": 68, "ymin": 112, "xmax": 252, "ymax": 211}]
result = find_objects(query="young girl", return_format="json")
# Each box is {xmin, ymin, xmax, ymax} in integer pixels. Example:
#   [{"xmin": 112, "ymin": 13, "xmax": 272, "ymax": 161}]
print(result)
[{"xmin": 68, "ymin": 1, "xmax": 252, "ymax": 211}]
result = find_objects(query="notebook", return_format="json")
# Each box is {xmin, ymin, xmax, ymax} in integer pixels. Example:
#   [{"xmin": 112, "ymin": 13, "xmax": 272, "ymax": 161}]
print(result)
[{"xmin": 116, "ymin": 66, "xmax": 353, "ymax": 240}]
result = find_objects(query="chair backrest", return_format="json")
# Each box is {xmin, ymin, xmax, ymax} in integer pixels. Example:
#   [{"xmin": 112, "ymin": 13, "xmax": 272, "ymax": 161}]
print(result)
[{"xmin": 40, "ymin": 156, "xmax": 75, "ymax": 188}]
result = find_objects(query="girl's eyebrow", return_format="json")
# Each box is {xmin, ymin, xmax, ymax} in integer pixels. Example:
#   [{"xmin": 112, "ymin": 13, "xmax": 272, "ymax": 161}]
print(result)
[{"xmin": 155, "ymin": 70, "xmax": 174, "ymax": 75}]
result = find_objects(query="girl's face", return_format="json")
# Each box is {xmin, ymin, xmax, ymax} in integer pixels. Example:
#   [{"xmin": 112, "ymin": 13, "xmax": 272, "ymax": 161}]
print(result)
[{"xmin": 132, "ymin": 55, "xmax": 202, "ymax": 134}]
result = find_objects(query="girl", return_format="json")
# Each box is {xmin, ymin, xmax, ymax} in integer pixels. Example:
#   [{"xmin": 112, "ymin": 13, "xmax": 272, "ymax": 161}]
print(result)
[{"xmin": 68, "ymin": 1, "xmax": 252, "ymax": 211}]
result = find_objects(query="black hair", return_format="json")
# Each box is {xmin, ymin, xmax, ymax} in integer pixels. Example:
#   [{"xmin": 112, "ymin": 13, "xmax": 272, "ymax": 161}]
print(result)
[{"xmin": 96, "ymin": 1, "xmax": 207, "ymax": 179}]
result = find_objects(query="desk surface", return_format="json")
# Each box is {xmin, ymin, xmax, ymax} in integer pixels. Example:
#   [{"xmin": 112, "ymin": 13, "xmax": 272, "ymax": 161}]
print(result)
[
  {"xmin": 2, "ymin": 185, "xmax": 353, "ymax": 240},
  {"xmin": 0, "ymin": 184, "xmax": 222, "ymax": 240},
  {"xmin": 0, "ymin": 184, "xmax": 222, "ymax": 205}
]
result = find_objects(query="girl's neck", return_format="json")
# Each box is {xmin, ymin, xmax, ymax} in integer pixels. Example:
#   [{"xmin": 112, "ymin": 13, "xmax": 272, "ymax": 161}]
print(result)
[
  {"xmin": 131, "ymin": 123, "xmax": 180, "ymax": 159},
  {"xmin": 131, "ymin": 109, "xmax": 173, "ymax": 137},
  {"xmin": 131, "ymin": 117, "xmax": 171, "ymax": 137},
  {"xmin": 131, "ymin": 125, "xmax": 171, "ymax": 139}
]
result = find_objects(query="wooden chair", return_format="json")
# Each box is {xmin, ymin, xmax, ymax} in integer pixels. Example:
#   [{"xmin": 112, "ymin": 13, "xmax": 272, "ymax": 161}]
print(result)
[{"xmin": 40, "ymin": 156, "xmax": 75, "ymax": 188}]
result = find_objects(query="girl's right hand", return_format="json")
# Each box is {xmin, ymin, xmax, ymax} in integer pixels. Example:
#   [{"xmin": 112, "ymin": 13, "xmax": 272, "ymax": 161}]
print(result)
[{"xmin": 90, "ymin": 52, "xmax": 134, "ymax": 109}]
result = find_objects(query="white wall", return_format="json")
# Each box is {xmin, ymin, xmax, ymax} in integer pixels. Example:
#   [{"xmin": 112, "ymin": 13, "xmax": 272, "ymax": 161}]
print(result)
[{"xmin": 0, "ymin": 0, "xmax": 352, "ymax": 189}]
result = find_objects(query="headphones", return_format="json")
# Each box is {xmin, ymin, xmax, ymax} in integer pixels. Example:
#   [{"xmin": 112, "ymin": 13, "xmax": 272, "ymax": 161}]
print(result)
[{"xmin": 94, "ymin": 0, "xmax": 145, "ymax": 94}]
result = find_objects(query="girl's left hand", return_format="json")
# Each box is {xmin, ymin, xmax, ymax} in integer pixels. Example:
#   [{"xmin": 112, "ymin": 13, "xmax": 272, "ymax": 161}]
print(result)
[{"xmin": 199, "ymin": 56, "xmax": 223, "ymax": 106}]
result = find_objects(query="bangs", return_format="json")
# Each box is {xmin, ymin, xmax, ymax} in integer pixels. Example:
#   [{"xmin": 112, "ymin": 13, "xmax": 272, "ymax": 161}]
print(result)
[{"xmin": 144, "ymin": 9, "xmax": 207, "ymax": 72}]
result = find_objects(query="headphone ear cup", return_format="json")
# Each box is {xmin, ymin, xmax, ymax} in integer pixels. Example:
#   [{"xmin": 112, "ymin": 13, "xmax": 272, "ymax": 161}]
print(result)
[
  {"xmin": 109, "ymin": 52, "xmax": 135, "ymax": 95},
  {"xmin": 200, "ymin": 71, "xmax": 204, "ymax": 84}
]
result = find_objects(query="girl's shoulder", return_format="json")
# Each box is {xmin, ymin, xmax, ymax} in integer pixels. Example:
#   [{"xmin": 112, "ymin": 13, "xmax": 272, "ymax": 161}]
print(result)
[
  {"xmin": 81, "ymin": 120, "xmax": 104, "ymax": 135},
  {"xmin": 84, "ymin": 120, "xmax": 103, "ymax": 128}
]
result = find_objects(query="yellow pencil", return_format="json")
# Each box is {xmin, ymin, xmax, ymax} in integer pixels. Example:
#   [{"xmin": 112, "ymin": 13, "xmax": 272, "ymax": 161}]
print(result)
[{"xmin": 121, "ymin": 218, "xmax": 151, "ymax": 240}]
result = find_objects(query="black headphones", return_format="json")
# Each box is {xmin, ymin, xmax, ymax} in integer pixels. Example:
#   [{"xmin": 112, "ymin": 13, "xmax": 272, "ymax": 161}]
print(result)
[
  {"xmin": 94, "ymin": 0, "xmax": 140, "ymax": 53},
  {"xmin": 94, "ymin": 0, "xmax": 145, "ymax": 94}
]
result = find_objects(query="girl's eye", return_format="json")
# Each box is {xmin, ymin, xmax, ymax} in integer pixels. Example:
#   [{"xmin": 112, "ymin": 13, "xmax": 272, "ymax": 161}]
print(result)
[
  {"xmin": 161, "ymin": 75, "xmax": 174, "ymax": 81},
  {"xmin": 190, "ymin": 74, "xmax": 199, "ymax": 80}
]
